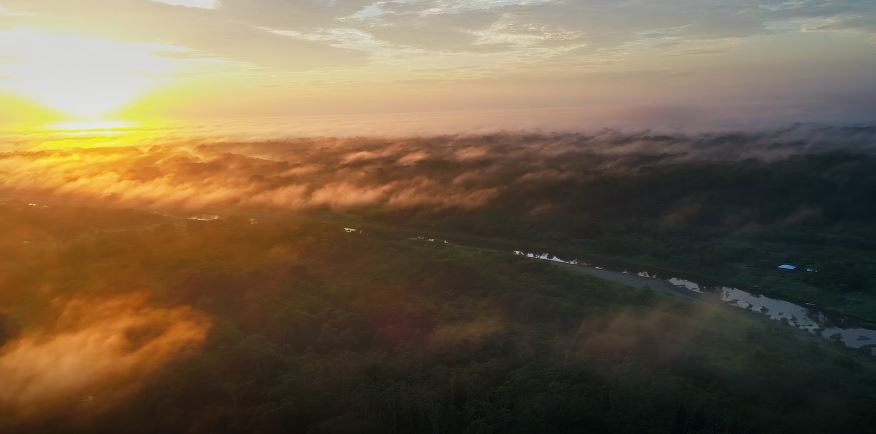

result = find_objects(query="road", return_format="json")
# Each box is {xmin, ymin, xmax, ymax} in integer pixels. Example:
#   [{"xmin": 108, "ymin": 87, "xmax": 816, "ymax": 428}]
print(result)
[{"xmin": 550, "ymin": 262, "xmax": 701, "ymax": 299}]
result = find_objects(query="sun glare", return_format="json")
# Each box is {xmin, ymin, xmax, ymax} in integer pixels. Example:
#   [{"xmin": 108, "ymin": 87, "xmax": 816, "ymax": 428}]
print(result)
[
  {"xmin": 0, "ymin": 27, "xmax": 181, "ymax": 119},
  {"xmin": 46, "ymin": 119, "xmax": 137, "ymax": 132}
]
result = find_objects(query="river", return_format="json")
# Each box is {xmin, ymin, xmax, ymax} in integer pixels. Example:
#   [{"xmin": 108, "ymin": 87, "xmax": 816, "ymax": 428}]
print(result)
[{"xmin": 511, "ymin": 249, "xmax": 876, "ymax": 355}]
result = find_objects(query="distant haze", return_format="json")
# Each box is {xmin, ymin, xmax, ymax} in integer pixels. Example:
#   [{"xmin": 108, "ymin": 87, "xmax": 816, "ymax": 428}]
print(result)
[{"xmin": 0, "ymin": 0, "xmax": 874, "ymax": 130}]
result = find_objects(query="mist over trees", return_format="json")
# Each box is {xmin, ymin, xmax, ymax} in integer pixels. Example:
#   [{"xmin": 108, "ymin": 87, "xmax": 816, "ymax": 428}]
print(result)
[
  {"xmin": 2, "ymin": 126, "xmax": 876, "ymax": 432},
  {"xmin": 1, "ymin": 207, "xmax": 875, "ymax": 434},
  {"xmin": 3, "ymin": 126, "xmax": 876, "ymax": 234}
]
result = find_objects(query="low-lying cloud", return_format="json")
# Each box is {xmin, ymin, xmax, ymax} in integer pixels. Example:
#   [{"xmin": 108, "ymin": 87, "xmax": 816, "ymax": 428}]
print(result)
[
  {"xmin": 0, "ymin": 293, "xmax": 210, "ymax": 420},
  {"xmin": 1, "ymin": 125, "xmax": 874, "ymax": 226}
]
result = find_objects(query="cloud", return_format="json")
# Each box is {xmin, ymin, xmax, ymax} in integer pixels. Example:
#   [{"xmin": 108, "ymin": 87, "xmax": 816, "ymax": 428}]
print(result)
[
  {"xmin": 352, "ymin": 0, "xmax": 766, "ymax": 54},
  {"xmin": 0, "ymin": 140, "xmax": 507, "ymax": 211},
  {"xmin": 2, "ymin": 125, "xmax": 875, "ymax": 220},
  {"xmin": 554, "ymin": 303, "xmax": 722, "ymax": 366},
  {"xmin": 220, "ymin": 0, "xmax": 374, "ymax": 30},
  {"xmin": 429, "ymin": 315, "xmax": 504, "ymax": 350},
  {"xmin": 346, "ymin": 0, "xmax": 876, "ymax": 62},
  {"xmin": 152, "ymin": 0, "xmax": 221, "ymax": 10},
  {"xmin": 0, "ymin": 5, "xmax": 30, "ymax": 17},
  {"xmin": 1, "ymin": 0, "xmax": 366, "ymax": 71},
  {"xmin": 0, "ymin": 0, "xmax": 872, "ymax": 121},
  {"xmin": 0, "ymin": 293, "xmax": 210, "ymax": 420},
  {"xmin": 6, "ymin": 0, "xmax": 871, "ymax": 67}
]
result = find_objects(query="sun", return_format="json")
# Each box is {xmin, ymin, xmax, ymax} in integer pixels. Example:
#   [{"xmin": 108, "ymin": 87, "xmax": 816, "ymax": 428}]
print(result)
[{"xmin": 0, "ymin": 27, "xmax": 181, "ymax": 119}]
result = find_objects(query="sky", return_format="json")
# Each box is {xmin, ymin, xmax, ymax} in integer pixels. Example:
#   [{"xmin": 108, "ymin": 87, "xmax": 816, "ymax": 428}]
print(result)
[{"xmin": 0, "ymin": 0, "xmax": 875, "ymax": 134}]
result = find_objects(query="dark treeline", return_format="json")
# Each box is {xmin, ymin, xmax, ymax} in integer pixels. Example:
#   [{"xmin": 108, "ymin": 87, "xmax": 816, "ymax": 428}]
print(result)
[{"xmin": 366, "ymin": 150, "xmax": 876, "ymax": 318}]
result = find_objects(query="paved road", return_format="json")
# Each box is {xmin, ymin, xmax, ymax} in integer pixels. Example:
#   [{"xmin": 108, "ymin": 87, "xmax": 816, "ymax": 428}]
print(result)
[{"xmin": 550, "ymin": 262, "xmax": 701, "ymax": 299}]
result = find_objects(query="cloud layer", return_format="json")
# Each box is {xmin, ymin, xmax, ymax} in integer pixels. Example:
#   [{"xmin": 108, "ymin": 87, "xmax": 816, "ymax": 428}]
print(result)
[{"xmin": 1, "ymin": 126, "xmax": 874, "ymax": 218}]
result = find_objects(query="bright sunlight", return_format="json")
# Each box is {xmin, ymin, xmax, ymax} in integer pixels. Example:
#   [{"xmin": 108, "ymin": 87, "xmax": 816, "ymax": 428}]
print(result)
[{"xmin": 0, "ymin": 27, "xmax": 182, "ymax": 119}]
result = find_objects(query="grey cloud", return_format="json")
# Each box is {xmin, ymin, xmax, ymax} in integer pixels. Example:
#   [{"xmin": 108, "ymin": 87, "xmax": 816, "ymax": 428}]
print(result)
[
  {"xmin": 3, "ymin": 0, "xmax": 873, "ymax": 66},
  {"xmin": 352, "ymin": 7, "xmax": 505, "ymax": 51},
  {"xmin": 2, "ymin": 0, "xmax": 367, "ymax": 70},
  {"xmin": 356, "ymin": 0, "xmax": 874, "ymax": 53},
  {"xmin": 220, "ymin": 0, "xmax": 375, "ymax": 30},
  {"xmin": 365, "ymin": 23, "xmax": 480, "ymax": 51}
]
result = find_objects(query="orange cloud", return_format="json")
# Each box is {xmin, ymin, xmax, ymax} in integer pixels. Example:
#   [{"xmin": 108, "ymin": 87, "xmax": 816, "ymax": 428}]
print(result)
[
  {"xmin": 0, "ymin": 293, "xmax": 210, "ymax": 420},
  {"xmin": 2, "ymin": 127, "xmax": 874, "ymax": 217}
]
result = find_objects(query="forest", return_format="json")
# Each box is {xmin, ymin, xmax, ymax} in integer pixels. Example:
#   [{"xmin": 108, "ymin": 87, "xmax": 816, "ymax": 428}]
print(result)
[
  {"xmin": 2, "ymin": 128, "xmax": 876, "ymax": 432},
  {"xmin": 1, "ymin": 201, "xmax": 875, "ymax": 434}
]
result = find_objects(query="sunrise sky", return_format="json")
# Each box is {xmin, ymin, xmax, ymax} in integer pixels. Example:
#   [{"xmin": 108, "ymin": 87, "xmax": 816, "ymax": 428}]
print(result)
[{"xmin": 1, "ymin": 0, "xmax": 875, "ymax": 134}]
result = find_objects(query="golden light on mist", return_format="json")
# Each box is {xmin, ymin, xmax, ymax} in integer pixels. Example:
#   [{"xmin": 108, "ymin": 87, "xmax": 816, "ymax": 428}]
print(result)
[
  {"xmin": 45, "ymin": 119, "xmax": 137, "ymax": 134},
  {"xmin": 0, "ymin": 293, "xmax": 211, "ymax": 419}
]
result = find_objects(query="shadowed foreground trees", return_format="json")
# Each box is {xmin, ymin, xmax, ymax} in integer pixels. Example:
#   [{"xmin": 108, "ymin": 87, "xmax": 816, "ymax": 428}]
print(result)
[{"xmin": 1, "ymin": 210, "xmax": 874, "ymax": 434}]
